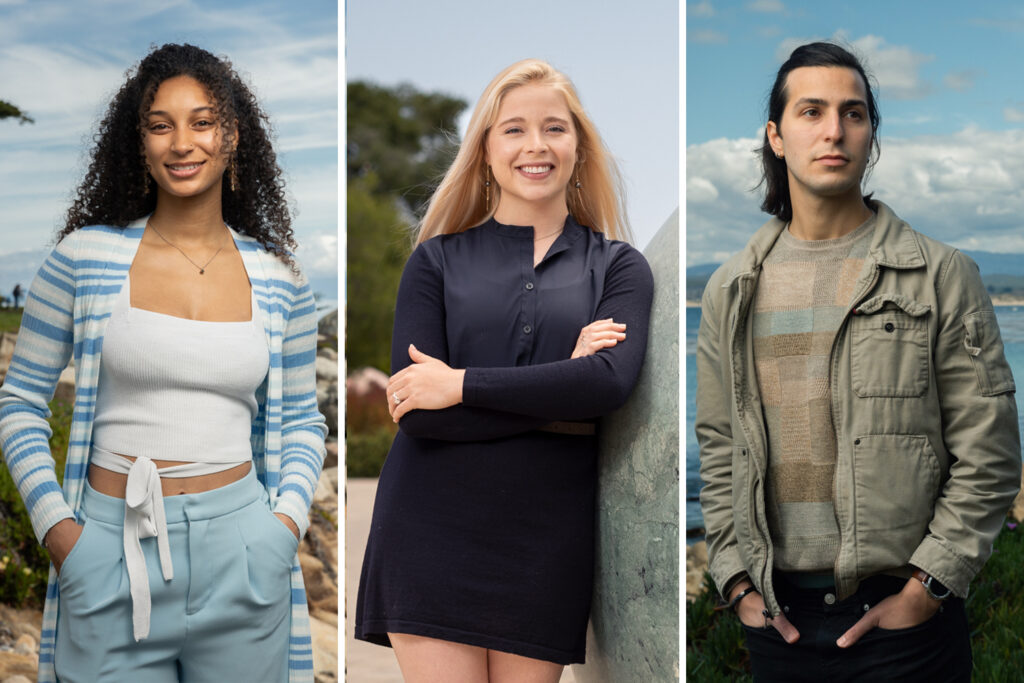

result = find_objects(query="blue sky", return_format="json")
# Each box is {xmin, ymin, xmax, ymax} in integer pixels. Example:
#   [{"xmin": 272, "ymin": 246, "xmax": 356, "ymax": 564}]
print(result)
[
  {"xmin": 686, "ymin": 0, "xmax": 1024, "ymax": 266},
  {"xmin": 346, "ymin": 0, "xmax": 680, "ymax": 251},
  {"xmin": 0, "ymin": 0, "xmax": 338, "ymax": 300}
]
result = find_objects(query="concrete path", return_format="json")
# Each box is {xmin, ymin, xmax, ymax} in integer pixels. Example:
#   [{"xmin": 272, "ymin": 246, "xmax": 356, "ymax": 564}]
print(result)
[{"xmin": 345, "ymin": 478, "xmax": 574, "ymax": 682}]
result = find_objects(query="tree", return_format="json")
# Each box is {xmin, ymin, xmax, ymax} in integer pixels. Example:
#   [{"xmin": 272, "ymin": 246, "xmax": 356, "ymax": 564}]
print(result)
[
  {"xmin": 347, "ymin": 81, "xmax": 465, "ymax": 215},
  {"xmin": 0, "ymin": 100, "xmax": 34, "ymax": 124},
  {"xmin": 345, "ymin": 82, "xmax": 466, "ymax": 372}
]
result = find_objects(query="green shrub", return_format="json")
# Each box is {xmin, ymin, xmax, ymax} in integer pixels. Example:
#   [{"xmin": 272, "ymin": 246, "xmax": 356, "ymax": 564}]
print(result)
[
  {"xmin": 0, "ymin": 308, "xmax": 22, "ymax": 334},
  {"xmin": 346, "ymin": 426, "xmax": 396, "ymax": 478},
  {"xmin": 685, "ymin": 521, "xmax": 1024, "ymax": 681},
  {"xmin": 0, "ymin": 399, "xmax": 73, "ymax": 607}
]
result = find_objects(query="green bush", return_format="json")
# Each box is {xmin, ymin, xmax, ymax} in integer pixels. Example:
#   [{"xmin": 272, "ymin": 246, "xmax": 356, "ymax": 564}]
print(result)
[
  {"xmin": 686, "ymin": 522, "xmax": 1024, "ymax": 681},
  {"xmin": 346, "ymin": 425, "xmax": 396, "ymax": 478},
  {"xmin": 0, "ymin": 399, "xmax": 73, "ymax": 607},
  {"xmin": 0, "ymin": 308, "xmax": 23, "ymax": 334}
]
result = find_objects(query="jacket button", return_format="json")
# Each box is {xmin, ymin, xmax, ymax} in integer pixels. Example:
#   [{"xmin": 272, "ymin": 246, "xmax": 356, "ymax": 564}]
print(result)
[
  {"xmin": 884, "ymin": 322, "xmax": 895, "ymax": 332},
  {"xmin": 824, "ymin": 593, "xmax": 836, "ymax": 605},
  {"xmin": 854, "ymin": 438, "xmax": 861, "ymax": 446},
  {"xmin": 525, "ymin": 282, "xmax": 534, "ymax": 290},
  {"xmin": 523, "ymin": 325, "xmax": 532, "ymax": 334}
]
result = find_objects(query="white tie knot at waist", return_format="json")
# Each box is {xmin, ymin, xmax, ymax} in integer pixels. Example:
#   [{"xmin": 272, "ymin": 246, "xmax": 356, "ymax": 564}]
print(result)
[{"xmin": 123, "ymin": 455, "xmax": 175, "ymax": 641}]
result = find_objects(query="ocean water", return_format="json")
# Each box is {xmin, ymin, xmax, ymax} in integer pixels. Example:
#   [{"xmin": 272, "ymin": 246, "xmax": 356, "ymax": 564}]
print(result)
[{"xmin": 685, "ymin": 305, "xmax": 1024, "ymax": 534}]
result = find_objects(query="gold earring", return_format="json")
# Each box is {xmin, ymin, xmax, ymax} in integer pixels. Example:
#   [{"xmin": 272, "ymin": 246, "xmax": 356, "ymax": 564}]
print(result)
[
  {"xmin": 229, "ymin": 158, "xmax": 238, "ymax": 193},
  {"xmin": 485, "ymin": 166, "xmax": 492, "ymax": 210},
  {"xmin": 574, "ymin": 169, "xmax": 582, "ymax": 204}
]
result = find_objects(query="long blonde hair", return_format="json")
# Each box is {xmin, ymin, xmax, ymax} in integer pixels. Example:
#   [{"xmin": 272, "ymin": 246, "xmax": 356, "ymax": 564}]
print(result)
[{"xmin": 415, "ymin": 59, "xmax": 630, "ymax": 245}]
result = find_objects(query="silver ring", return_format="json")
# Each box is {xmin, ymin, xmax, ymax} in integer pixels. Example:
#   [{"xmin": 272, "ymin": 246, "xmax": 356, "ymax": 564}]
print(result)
[{"xmin": 393, "ymin": 393, "xmax": 401, "ymax": 405}]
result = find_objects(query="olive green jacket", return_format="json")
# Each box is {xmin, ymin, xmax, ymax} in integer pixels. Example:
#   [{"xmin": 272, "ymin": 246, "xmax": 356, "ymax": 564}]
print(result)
[{"xmin": 696, "ymin": 200, "xmax": 1021, "ymax": 616}]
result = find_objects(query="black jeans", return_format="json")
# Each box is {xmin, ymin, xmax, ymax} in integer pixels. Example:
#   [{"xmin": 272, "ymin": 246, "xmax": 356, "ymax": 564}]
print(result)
[{"xmin": 743, "ymin": 574, "xmax": 971, "ymax": 682}]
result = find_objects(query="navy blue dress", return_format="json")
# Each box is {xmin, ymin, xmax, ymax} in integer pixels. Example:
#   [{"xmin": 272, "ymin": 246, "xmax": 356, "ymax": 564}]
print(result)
[{"xmin": 354, "ymin": 216, "xmax": 654, "ymax": 664}]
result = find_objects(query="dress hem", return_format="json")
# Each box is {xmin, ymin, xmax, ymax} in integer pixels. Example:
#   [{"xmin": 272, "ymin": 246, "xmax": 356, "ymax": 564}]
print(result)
[{"xmin": 355, "ymin": 618, "xmax": 585, "ymax": 665}]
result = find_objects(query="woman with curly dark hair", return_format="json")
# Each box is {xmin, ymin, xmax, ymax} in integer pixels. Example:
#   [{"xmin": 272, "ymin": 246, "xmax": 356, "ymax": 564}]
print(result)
[{"xmin": 0, "ymin": 43, "xmax": 326, "ymax": 683}]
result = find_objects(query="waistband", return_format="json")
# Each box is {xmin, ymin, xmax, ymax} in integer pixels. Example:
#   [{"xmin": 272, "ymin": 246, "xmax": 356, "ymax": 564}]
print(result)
[{"xmin": 81, "ymin": 463, "xmax": 266, "ymax": 525}]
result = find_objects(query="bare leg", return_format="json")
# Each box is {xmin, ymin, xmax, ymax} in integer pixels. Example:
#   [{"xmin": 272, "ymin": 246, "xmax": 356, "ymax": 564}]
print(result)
[
  {"xmin": 388, "ymin": 633, "xmax": 488, "ymax": 683},
  {"xmin": 487, "ymin": 649, "xmax": 564, "ymax": 683}
]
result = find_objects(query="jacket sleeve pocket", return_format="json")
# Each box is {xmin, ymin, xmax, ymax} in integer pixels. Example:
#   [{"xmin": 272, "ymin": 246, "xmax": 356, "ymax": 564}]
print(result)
[{"xmin": 961, "ymin": 311, "xmax": 1015, "ymax": 396}]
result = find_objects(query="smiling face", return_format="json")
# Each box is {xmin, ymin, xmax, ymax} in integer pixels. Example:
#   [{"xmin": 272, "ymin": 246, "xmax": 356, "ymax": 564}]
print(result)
[
  {"xmin": 767, "ymin": 66, "xmax": 873, "ymax": 208},
  {"xmin": 485, "ymin": 83, "xmax": 578, "ymax": 224},
  {"xmin": 142, "ymin": 75, "xmax": 233, "ymax": 202}
]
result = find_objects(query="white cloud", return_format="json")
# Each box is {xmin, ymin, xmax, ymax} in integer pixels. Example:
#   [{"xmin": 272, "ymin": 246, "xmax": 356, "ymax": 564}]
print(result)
[
  {"xmin": 295, "ymin": 229, "xmax": 338, "ymax": 279},
  {"xmin": 689, "ymin": 1, "xmax": 714, "ymax": 17},
  {"xmin": 943, "ymin": 69, "xmax": 982, "ymax": 92},
  {"xmin": 776, "ymin": 32, "xmax": 934, "ymax": 100},
  {"xmin": 686, "ymin": 127, "xmax": 1024, "ymax": 265},
  {"xmin": 1004, "ymin": 106, "xmax": 1024, "ymax": 123},
  {"xmin": 690, "ymin": 29, "xmax": 728, "ymax": 44},
  {"xmin": 747, "ymin": 0, "xmax": 784, "ymax": 13}
]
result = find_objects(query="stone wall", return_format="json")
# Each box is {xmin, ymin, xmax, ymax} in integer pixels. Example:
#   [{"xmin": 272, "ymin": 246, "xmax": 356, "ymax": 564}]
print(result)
[{"xmin": 573, "ymin": 210, "xmax": 680, "ymax": 682}]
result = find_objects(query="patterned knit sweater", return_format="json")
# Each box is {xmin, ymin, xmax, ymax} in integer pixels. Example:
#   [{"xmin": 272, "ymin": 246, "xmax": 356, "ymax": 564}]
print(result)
[{"xmin": 752, "ymin": 218, "xmax": 874, "ymax": 573}]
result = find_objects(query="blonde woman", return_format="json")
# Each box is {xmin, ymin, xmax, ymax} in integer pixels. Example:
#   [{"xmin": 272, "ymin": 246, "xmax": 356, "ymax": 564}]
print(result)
[{"xmin": 355, "ymin": 59, "xmax": 654, "ymax": 682}]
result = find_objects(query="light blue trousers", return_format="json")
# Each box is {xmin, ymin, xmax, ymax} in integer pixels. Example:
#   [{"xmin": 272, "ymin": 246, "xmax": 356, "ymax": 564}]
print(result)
[{"xmin": 54, "ymin": 467, "xmax": 296, "ymax": 682}]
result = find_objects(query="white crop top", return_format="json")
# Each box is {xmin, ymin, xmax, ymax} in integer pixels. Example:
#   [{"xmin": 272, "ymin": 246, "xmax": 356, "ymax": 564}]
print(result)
[
  {"xmin": 90, "ymin": 275, "xmax": 271, "ymax": 641},
  {"xmin": 92, "ymin": 275, "xmax": 270, "ymax": 463}
]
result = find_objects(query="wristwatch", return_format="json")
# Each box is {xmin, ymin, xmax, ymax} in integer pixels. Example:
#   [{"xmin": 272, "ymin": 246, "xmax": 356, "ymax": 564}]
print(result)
[{"xmin": 912, "ymin": 569, "xmax": 952, "ymax": 601}]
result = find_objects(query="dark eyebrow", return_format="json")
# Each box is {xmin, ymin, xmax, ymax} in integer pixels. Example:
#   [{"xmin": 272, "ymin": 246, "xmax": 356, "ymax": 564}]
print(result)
[
  {"xmin": 145, "ymin": 106, "xmax": 216, "ymax": 117},
  {"xmin": 793, "ymin": 97, "xmax": 867, "ymax": 109}
]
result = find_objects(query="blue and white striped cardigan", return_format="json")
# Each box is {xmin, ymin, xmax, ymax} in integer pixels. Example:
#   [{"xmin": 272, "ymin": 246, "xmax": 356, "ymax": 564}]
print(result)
[{"xmin": 0, "ymin": 219, "xmax": 327, "ymax": 683}]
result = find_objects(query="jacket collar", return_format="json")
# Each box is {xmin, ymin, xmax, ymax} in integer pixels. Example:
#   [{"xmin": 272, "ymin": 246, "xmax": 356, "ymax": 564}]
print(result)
[{"xmin": 723, "ymin": 199, "xmax": 924, "ymax": 287}]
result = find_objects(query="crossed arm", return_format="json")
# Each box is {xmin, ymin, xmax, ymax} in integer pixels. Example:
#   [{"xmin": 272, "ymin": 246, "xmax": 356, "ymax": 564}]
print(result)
[{"xmin": 383, "ymin": 243, "xmax": 653, "ymax": 440}]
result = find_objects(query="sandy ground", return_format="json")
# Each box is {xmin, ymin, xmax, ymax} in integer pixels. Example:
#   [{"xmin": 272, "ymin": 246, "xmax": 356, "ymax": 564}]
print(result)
[{"xmin": 345, "ymin": 478, "xmax": 574, "ymax": 682}]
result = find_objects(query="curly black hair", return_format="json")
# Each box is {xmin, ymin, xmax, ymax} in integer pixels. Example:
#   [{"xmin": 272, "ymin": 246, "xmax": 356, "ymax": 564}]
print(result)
[{"xmin": 60, "ymin": 43, "xmax": 295, "ymax": 265}]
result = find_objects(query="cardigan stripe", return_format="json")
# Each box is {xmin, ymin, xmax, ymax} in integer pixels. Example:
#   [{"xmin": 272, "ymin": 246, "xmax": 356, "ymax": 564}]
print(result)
[{"xmin": 0, "ymin": 219, "xmax": 327, "ymax": 683}]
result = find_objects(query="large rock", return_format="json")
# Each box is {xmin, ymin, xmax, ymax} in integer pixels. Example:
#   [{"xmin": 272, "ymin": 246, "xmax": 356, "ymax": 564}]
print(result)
[
  {"xmin": 345, "ymin": 367, "xmax": 391, "ymax": 432},
  {"xmin": 310, "ymin": 615, "xmax": 338, "ymax": 683},
  {"xmin": 573, "ymin": 211, "xmax": 679, "ymax": 682},
  {"xmin": 685, "ymin": 541, "xmax": 709, "ymax": 602},
  {"xmin": 0, "ymin": 605, "xmax": 41, "ymax": 682},
  {"xmin": 1011, "ymin": 470, "xmax": 1024, "ymax": 524}
]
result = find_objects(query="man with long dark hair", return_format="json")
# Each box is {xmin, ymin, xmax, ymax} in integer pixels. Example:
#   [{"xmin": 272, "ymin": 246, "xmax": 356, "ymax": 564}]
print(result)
[{"xmin": 696, "ymin": 42, "xmax": 1020, "ymax": 681}]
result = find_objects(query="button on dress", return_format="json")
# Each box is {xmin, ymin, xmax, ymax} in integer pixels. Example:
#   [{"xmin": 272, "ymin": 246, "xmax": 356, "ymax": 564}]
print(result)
[{"xmin": 354, "ymin": 216, "xmax": 654, "ymax": 664}]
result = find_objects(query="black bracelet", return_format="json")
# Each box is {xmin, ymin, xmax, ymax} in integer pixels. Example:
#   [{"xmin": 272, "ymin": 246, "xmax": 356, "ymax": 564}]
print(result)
[{"xmin": 714, "ymin": 585, "xmax": 759, "ymax": 612}]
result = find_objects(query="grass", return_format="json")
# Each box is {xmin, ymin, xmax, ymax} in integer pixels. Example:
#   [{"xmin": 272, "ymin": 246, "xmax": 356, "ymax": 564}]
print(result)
[
  {"xmin": 686, "ymin": 521, "xmax": 1024, "ymax": 681},
  {"xmin": 0, "ymin": 308, "xmax": 23, "ymax": 334}
]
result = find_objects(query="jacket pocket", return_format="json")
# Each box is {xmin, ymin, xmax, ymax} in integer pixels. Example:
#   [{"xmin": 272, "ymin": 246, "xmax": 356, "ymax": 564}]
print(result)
[
  {"xmin": 852, "ymin": 434, "xmax": 941, "ymax": 572},
  {"xmin": 851, "ymin": 294, "xmax": 931, "ymax": 398},
  {"xmin": 961, "ymin": 310, "xmax": 1016, "ymax": 396}
]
